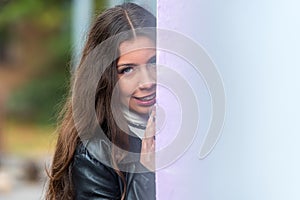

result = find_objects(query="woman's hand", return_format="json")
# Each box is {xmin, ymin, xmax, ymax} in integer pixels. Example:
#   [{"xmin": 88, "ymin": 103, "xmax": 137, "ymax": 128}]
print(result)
[{"xmin": 140, "ymin": 107, "xmax": 156, "ymax": 171}]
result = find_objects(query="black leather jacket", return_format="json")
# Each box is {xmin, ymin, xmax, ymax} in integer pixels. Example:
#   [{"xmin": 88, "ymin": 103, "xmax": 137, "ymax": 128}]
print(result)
[{"xmin": 71, "ymin": 135, "xmax": 156, "ymax": 200}]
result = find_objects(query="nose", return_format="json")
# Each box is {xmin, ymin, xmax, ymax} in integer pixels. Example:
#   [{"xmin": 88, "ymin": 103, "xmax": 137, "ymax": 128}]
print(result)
[{"xmin": 138, "ymin": 65, "xmax": 156, "ymax": 90}]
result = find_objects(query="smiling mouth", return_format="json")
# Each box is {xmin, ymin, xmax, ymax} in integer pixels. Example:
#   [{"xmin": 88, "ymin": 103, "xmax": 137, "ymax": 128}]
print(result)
[
  {"xmin": 134, "ymin": 93, "xmax": 156, "ymax": 101},
  {"xmin": 133, "ymin": 93, "xmax": 156, "ymax": 106}
]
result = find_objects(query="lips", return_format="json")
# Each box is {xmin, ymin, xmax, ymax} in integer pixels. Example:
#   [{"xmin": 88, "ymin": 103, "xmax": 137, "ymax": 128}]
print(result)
[
  {"xmin": 133, "ymin": 93, "xmax": 156, "ymax": 106},
  {"xmin": 135, "ymin": 93, "xmax": 156, "ymax": 101}
]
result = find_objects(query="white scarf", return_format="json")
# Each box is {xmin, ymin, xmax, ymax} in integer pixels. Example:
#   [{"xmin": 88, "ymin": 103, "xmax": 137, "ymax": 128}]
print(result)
[{"xmin": 121, "ymin": 105, "xmax": 148, "ymax": 139}]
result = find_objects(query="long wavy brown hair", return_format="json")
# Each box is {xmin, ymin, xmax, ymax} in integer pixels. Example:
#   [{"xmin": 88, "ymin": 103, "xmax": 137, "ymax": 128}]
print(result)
[{"xmin": 45, "ymin": 3, "xmax": 156, "ymax": 200}]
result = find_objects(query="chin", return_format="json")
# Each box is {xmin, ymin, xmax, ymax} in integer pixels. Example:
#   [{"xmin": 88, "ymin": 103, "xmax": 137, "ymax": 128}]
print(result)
[{"xmin": 130, "ymin": 106, "xmax": 152, "ymax": 116}]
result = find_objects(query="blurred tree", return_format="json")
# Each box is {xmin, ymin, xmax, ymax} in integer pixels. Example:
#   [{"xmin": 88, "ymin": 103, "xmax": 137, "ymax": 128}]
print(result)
[
  {"xmin": 0, "ymin": 0, "xmax": 108, "ymax": 126},
  {"xmin": 0, "ymin": 0, "xmax": 72, "ymax": 125}
]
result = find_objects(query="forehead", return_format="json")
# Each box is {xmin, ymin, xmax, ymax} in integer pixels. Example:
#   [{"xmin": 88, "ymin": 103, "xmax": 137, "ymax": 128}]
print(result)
[{"xmin": 119, "ymin": 36, "xmax": 155, "ymax": 57}]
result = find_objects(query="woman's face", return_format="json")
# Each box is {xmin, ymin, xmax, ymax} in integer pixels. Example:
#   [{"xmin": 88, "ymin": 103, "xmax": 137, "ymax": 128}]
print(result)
[{"xmin": 117, "ymin": 36, "xmax": 156, "ymax": 116}]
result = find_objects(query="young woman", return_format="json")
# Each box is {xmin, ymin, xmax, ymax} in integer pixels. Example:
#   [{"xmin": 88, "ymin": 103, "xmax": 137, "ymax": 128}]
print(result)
[{"xmin": 46, "ymin": 3, "xmax": 156, "ymax": 200}]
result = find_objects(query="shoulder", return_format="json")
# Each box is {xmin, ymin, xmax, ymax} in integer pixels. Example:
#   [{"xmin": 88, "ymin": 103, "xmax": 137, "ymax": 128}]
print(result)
[
  {"xmin": 71, "ymin": 139, "xmax": 122, "ymax": 199},
  {"xmin": 75, "ymin": 137, "xmax": 113, "ymax": 165}
]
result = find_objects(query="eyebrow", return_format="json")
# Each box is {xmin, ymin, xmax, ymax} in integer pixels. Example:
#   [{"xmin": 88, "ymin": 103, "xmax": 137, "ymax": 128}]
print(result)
[
  {"xmin": 117, "ymin": 63, "xmax": 138, "ymax": 68},
  {"xmin": 117, "ymin": 55, "xmax": 156, "ymax": 68}
]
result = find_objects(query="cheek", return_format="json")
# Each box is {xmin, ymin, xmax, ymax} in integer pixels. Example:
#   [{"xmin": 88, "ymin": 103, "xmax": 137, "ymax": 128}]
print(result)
[{"xmin": 118, "ymin": 79, "xmax": 135, "ymax": 99}]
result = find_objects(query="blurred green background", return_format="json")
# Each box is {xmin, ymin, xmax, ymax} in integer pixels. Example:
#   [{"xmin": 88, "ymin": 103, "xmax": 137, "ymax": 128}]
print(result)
[
  {"xmin": 0, "ymin": 0, "xmax": 106, "ymax": 157},
  {"xmin": 0, "ymin": 1, "xmax": 155, "ymax": 198},
  {"xmin": 0, "ymin": 0, "xmax": 108, "ymax": 198}
]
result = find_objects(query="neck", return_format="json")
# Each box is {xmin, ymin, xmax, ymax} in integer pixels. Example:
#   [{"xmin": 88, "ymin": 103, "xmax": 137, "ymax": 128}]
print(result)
[{"xmin": 121, "ymin": 105, "xmax": 148, "ymax": 139}]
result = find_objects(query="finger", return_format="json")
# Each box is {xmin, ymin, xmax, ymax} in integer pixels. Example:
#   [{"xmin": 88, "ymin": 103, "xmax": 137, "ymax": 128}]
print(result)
[
  {"xmin": 141, "ymin": 135, "xmax": 155, "ymax": 152},
  {"xmin": 147, "ymin": 105, "xmax": 156, "ymax": 126},
  {"xmin": 145, "ymin": 123, "xmax": 155, "ymax": 138},
  {"xmin": 142, "ymin": 137, "xmax": 153, "ymax": 150},
  {"xmin": 145, "ymin": 108, "xmax": 156, "ymax": 138},
  {"xmin": 150, "ymin": 105, "xmax": 156, "ymax": 122}
]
